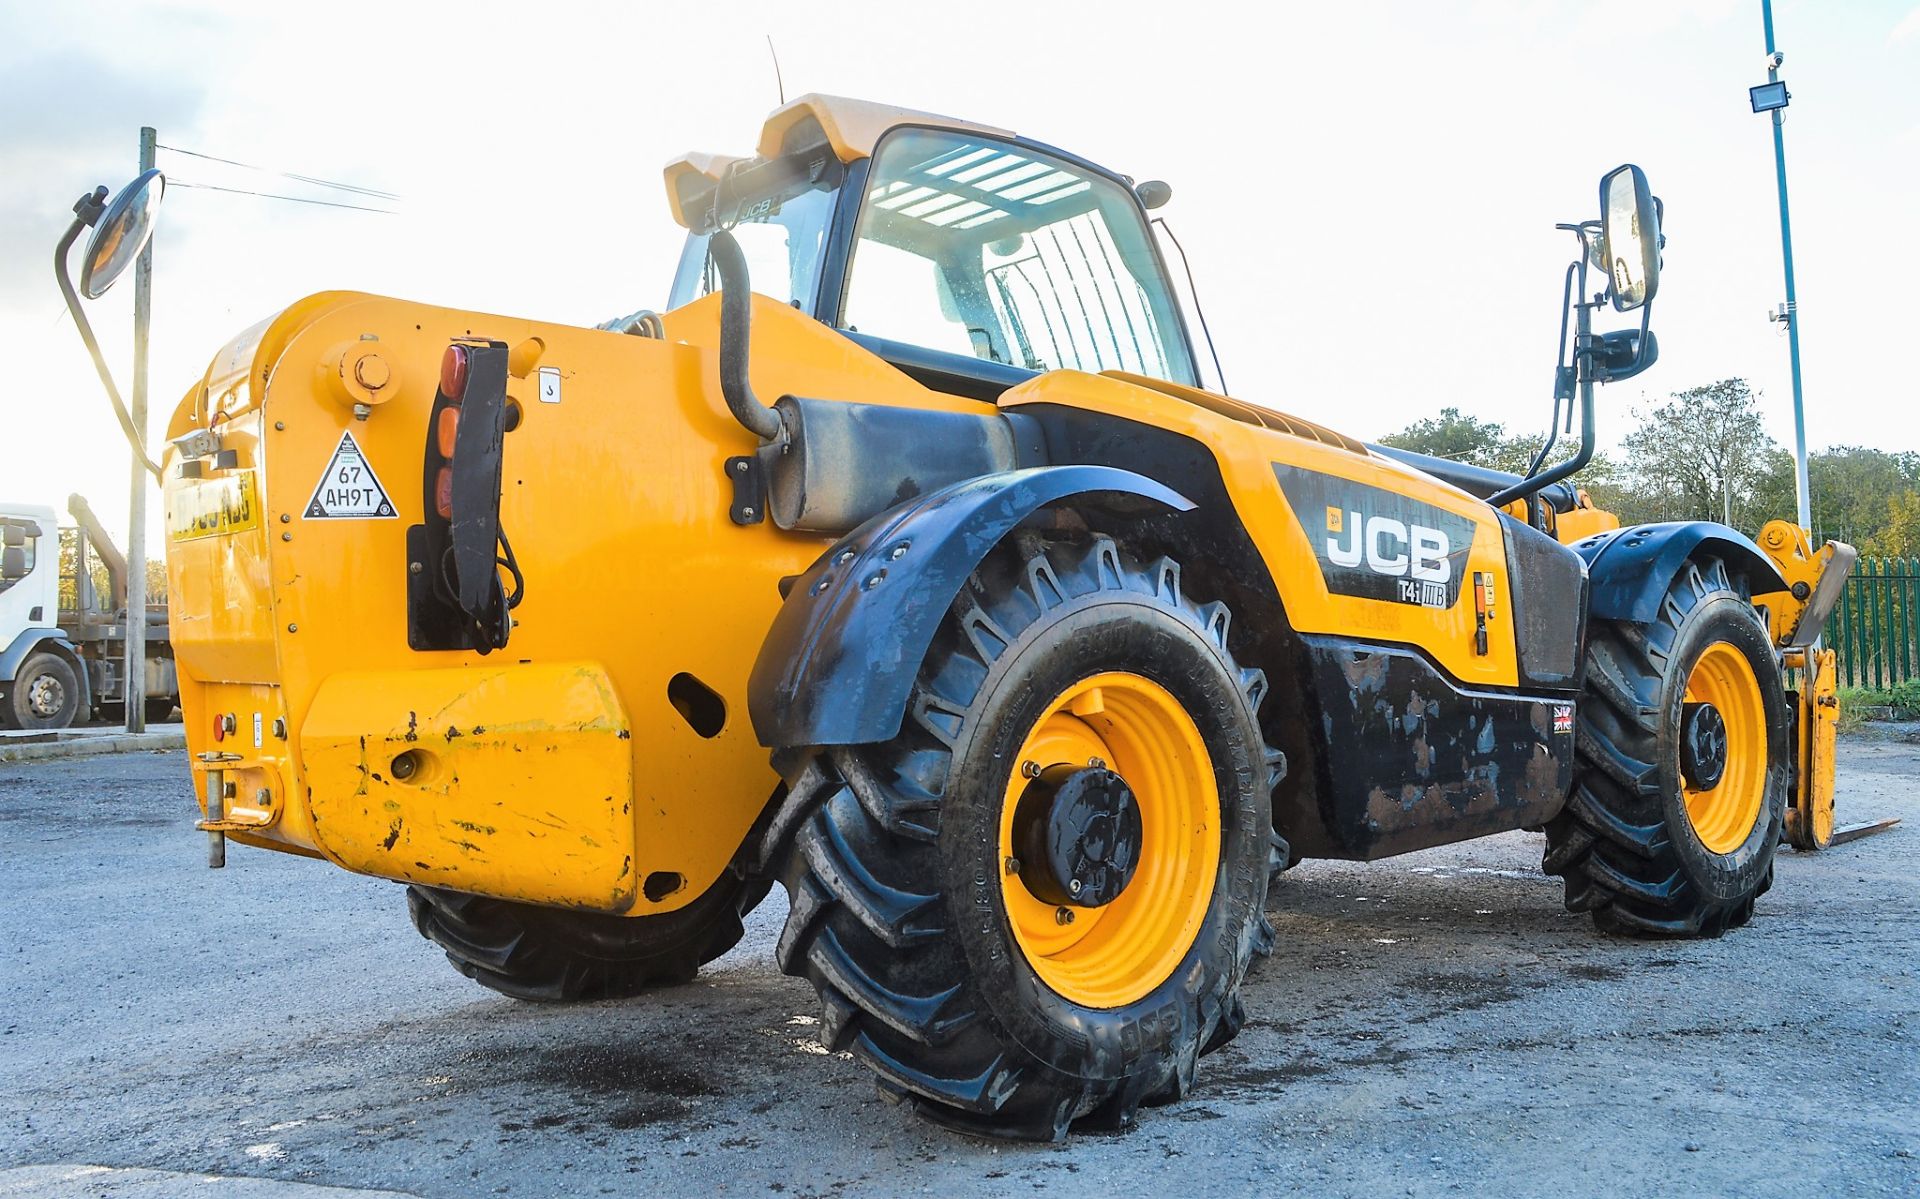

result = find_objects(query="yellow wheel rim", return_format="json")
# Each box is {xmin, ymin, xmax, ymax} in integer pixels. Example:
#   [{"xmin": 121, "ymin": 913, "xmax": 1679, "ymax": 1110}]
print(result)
[
  {"xmin": 998, "ymin": 672, "xmax": 1219, "ymax": 1009},
  {"xmin": 1681, "ymin": 642, "xmax": 1767, "ymax": 855}
]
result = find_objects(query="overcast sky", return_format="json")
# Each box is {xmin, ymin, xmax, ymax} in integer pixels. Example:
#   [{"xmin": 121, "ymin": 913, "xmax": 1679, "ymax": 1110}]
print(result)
[{"xmin": 2, "ymin": 0, "xmax": 1916, "ymax": 543}]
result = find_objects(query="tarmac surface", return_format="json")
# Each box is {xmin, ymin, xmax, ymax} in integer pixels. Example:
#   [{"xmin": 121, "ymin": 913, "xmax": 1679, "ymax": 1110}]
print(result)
[{"xmin": 2, "ymin": 742, "xmax": 1915, "ymax": 1198}]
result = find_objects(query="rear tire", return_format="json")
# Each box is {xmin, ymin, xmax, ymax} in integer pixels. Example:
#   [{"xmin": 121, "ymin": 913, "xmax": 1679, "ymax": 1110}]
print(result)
[
  {"xmin": 769, "ymin": 532, "xmax": 1276, "ymax": 1140},
  {"xmin": 3, "ymin": 652, "xmax": 82, "ymax": 730},
  {"xmin": 1545, "ymin": 556, "xmax": 1789, "ymax": 936},
  {"xmin": 407, "ymin": 871, "xmax": 770, "ymax": 1002}
]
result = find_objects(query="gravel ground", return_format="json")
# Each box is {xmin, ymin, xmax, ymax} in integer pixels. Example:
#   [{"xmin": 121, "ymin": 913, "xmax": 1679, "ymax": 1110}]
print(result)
[{"xmin": 2, "ymin": 743, "xmax": 1914, "ymax": 1198}]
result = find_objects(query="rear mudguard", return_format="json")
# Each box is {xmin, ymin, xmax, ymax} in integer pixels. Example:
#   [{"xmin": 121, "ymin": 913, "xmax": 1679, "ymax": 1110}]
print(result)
[
  {"xmin": 747, "ymin": 465, "xmax": 1192, "ymax": 748},
  {"xmin": 1571, "ymin": 521, "xmax": 1787, "ymax": 624}
]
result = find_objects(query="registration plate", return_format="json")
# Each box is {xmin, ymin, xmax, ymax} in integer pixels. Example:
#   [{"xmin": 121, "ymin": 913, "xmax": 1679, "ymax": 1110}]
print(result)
[{"xmin": 169, "ymin": 470, "xmax": 262, "ymax": 541}]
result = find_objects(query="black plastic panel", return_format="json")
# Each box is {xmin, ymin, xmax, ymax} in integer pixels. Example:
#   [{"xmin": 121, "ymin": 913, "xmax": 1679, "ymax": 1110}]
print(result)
[
  {"xmin": 1296, "ymin": 634, "xmax": 1575, "ymax": 860},
  {"xmin": 1498, "ymin": 513, "xmax": 1588, "ymax": 689}
]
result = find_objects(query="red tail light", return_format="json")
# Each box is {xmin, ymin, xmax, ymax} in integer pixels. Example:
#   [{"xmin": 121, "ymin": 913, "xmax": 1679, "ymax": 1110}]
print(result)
[
  {"xmin": 435, "ymin": 407, "xmax": 460, "ymax": 457},
  {"xmin": 434, "ymin": 466, "xmax": 454, "ymax": 519},
  {"xmin": 440, "ymin": 344, "xmax": 469, "ymax": 402}
]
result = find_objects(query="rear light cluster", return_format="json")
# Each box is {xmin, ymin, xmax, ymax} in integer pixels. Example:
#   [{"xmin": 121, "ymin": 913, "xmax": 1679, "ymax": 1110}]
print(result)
[
  {"xmin": 434, "ymin": 344, "xmax": 469, "ymax": 519},
  {"xmin": 411, "ymin": 335, "xmax": 519, "ymax": 654}
]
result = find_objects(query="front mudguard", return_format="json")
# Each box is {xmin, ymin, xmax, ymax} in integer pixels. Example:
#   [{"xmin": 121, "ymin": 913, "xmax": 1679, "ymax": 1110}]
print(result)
[
  {"xmin": 1571, "ymin": 521, "xmax": 1788, "ymax": 624},
  {"xmin": 748, "ymin": 465, "xmax": 1192, "ymax": 748},
  {"xmin": 0, "ymin": 629, "xmax": 89, "ymax": 698}
]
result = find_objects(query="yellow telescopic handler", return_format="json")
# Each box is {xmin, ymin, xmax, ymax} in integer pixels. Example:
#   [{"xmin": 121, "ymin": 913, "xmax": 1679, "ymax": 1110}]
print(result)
[{"xmin": 58, "ymin": 97, "xmax": 1853, "ymax": 1139}]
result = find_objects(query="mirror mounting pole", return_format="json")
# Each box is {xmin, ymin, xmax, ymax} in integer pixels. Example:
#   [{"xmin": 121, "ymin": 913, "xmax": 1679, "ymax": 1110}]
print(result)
[
  {"xmin": 55, "ymin": 189, "xmax": 163, "ymax": 479},
  {"xmin": 1488, "ymin": 231, "xmax": 1599, "ymax": 509}
]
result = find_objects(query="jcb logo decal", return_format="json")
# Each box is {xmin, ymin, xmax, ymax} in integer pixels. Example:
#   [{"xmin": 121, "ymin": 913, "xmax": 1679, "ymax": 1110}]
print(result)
[{"xmin": 1272, "ymin": 464, "xmax": 1478, "ymax": 609}]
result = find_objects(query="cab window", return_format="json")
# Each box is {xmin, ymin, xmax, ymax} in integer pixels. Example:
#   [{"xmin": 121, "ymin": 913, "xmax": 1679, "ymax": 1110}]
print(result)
[
  {"xmin": 668, "ymin": 156, "xmax": 842, "ymax": 312},
  {"xmin": 0, "ymin": 523, "xmax": 36, "ymax": 594},
  {"xmin": 839, "ymin": 129, "xmax": 1196, "ymax": 386}
]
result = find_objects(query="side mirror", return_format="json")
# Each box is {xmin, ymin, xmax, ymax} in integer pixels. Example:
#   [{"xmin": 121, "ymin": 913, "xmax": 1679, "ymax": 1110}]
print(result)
[
  {"xmin": 1590, "ymin": 327, "xmax": 1659, "ymax": 384},
  {"xmin": 1599, "ymin": 164, "xmax": 1660, "ymax": 311},
  {"xmin": 1, "ymin": 546, "xmax": 25, "ymax": 582},
  {"xmin": 1134, "ymin": 180, "xmax": 1173, "ymax": 210},
  {"xmin": 80, "ymin": 168, "xmax": 165, "ymax": 299}
]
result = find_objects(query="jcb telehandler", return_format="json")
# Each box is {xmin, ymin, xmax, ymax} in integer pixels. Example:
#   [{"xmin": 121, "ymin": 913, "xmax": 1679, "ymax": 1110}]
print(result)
[{"xmin": 59, "ymin": 96, "xmax": 1853, "ymax": 1139}]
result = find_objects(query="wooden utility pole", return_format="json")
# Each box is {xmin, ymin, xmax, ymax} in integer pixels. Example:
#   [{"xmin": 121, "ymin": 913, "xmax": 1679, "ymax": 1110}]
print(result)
[{"xmin": 125, "ymin": 126, "xmax": 155, "ymax": 733}]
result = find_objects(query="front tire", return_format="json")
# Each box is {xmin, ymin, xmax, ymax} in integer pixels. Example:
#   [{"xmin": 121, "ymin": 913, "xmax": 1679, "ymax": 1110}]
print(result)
[
  {"xmin": 1545, "ymin": 556, "xmax": 1790, "ymax": 936},
  {"xmin": 3, "ymin": 652, "xmax": 82, "ymax": 730},
  {"xmin": 771, "ymin": 533, "xmax": 1275, "ymax": 1140}
]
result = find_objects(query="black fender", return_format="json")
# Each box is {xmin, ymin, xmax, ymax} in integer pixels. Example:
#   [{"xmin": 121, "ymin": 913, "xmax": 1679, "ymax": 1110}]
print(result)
[
  {"xmin": 748, "ymin": 465, "xmax": 1193, "ymax": 748},
  {"xmin": 1571, "ymin": 521, "xmax": 1787, "ymax": 624}
]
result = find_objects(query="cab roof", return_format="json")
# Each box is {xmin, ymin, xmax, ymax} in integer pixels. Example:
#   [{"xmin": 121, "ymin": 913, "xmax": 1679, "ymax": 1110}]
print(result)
[{"xmin": 664, "ymin": 93, "xmax": 1015, "ymax": 229}]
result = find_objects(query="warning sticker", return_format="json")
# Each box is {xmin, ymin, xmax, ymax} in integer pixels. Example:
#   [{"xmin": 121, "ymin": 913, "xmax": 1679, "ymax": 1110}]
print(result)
[
  {"xmin": 305, "ymin": 431, "xmax": 397, "ymax": 519},
  {"xmin": 1552, "ymin": 704, "xmax": 1575, "ymax": 735}
]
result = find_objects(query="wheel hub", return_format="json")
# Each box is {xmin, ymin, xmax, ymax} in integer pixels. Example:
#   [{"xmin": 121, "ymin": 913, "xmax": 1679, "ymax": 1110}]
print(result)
[
  {"xmin": 1681, "ymin": 701, "xmax": 1728, "ymax": 790},
  {"xmin": 26, "ymin": 675, "xmax": 65, "ymax": 718},
  {"xmin": 1012, "ymin": 765, "xmax": 1143, "ymax": 909}
]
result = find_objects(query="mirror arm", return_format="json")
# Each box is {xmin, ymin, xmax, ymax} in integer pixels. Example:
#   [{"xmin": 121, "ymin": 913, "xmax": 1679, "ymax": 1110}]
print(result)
[
  {"xmin": 55, "ymin": 194, "xmax": 163, "ymax": 480},
  {"xmin": 1489, "ymin": 290, "xmax": 1596, "ymax": 509},
  {"xmin": 1523, "ymin": 259, "xmax": 1583, "ymax": 481}
]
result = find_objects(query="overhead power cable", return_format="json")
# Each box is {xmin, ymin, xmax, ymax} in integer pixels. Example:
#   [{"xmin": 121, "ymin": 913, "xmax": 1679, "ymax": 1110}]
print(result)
[
  {"xmin": 169, "ymin": 180, "xmax": 396, "ymax": 215},
  {"xmin": 156, "ymin": 143, "xmax": 401, "ymax": 201}
]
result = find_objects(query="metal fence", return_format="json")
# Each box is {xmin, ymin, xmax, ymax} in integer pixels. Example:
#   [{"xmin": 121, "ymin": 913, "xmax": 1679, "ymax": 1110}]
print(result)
[{"xmin": 1830, "ymin": 558, "xmax": 1920, "ymax": 691}]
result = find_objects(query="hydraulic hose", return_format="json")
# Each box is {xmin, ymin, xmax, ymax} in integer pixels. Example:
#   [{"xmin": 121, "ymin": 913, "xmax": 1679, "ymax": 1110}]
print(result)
[{"xmin": 707, "ymin": 228, "xmax": 786, "ymax": 444}]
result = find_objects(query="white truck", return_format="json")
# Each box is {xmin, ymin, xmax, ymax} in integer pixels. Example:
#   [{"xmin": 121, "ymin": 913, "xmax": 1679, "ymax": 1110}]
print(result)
[{"xmin": 0, "ymin": 496, "xmax": 177, "ymax": 729}]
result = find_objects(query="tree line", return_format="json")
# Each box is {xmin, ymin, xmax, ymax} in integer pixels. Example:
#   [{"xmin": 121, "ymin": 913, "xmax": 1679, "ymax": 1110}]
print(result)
[{"xmin": 1377, "ymin": 378, "xmax": 1916, "ymax": 555}]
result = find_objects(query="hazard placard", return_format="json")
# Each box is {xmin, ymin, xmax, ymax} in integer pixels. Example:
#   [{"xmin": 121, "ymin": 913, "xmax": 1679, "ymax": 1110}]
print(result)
[{"xmin": 305, "ymin": 431, "xmax": 397, "ymax": 519}]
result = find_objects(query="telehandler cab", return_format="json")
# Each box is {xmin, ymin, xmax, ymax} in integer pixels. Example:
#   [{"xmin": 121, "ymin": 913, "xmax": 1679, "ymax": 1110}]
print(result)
[{"xmin": 59, "ymin": 96, "xmax": 1854, "ymax": 1140}]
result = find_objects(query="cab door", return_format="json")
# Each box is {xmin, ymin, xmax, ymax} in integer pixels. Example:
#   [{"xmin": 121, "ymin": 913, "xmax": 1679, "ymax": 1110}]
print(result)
[{"xmin": 0, "ymin": 511, "xmax": 58, "ymax": 637}]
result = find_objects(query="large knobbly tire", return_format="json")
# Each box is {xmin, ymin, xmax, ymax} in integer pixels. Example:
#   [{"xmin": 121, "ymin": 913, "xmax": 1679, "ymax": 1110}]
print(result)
[
  {"xmin": 408, "ymin": 871, "xmax": 770, "ymax": 1002},
  {"xmin": 770, "ymin": 532, "xmax": 1277, "ymax": 1140},
  {"xmin": 1545, "ymin": 555, "xmax": 1790, "ymax": 936}
]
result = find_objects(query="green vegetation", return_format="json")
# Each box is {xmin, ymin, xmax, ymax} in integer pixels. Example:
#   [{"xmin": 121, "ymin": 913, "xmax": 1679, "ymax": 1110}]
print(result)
[
  {"xmin": 1379, "ymin": 379, "xmax": 1920, "ymax": 555},
  {"xmin": 1837, "ymin": 683, "xmax": 1920, "ymax": 732}
]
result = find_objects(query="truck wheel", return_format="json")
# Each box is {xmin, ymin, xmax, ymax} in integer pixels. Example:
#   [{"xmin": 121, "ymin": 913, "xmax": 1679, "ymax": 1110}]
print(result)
[
  {"xmin": 771, "ymin": 534, "xmax": 1273, "ymax": 1139},
  {"xmin": 146, "ymin": 698, "xmax": 178, "ymax": 724},
  {"xmin": 3, "ymin": 652, "xmax": 82, "ymax": 730},
  {"xmin": 407, "ymin": 871, "xmax": 770, "ymax": 1002},
  {"xmin": 1545, "ymin": 556, "xmax": 1789, "ymax": 936}
]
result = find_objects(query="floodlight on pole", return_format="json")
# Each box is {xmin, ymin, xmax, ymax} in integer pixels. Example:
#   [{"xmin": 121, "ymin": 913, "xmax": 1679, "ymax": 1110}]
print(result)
[
  {"xmin": 1757, "ymin": 0, "xmax": 1812, "ymax": 533},
  {"xmin": 1749, "ymin": 80, "xmax": 1789, "ymax": 113}
]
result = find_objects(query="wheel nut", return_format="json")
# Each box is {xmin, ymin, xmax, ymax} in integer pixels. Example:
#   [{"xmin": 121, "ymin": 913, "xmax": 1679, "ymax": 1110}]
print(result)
[
  {"xmin": 1004, "ymin": 856, "xmax": 1021, "ymax": 876},
  {"xmin": 1055, "ymin": 907, "xmax": 1075, "ymax": 925},
  {"xmin": 1021, "ymin": 760, "xmax": 1042, "ymax": 779}
]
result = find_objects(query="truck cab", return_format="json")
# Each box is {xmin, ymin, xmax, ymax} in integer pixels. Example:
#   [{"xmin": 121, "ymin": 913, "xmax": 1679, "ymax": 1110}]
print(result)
[
  {"xmin": 1, "ymin": 504, "xmax": 71, "ymax": 727},
  {"xmin": 0, "ymin": 499, "xmax": 178, "ymax": 729}
]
